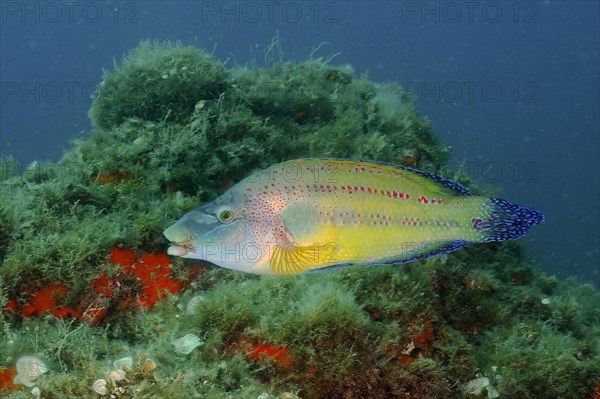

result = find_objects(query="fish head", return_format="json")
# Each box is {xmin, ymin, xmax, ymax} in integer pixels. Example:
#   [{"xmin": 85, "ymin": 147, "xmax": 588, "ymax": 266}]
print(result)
[{"xmin": 163, "ymin": 188, "xmax": 261, "ymax": 272}]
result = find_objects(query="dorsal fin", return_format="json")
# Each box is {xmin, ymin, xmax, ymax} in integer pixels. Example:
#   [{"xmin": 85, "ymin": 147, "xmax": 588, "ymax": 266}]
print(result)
[
  {"xmin": 296, "ymin": 157, "xmax": 474, "ymax": 196},
  {"xmin": 403, "ymin": 166, "xmax": 473, "ymax": 196}
]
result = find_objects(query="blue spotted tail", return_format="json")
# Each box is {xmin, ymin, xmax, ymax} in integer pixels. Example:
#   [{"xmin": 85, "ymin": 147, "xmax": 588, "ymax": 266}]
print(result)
[{"xmin": 484, "ymin": 198, "xmax": 544, "ymax": 242}]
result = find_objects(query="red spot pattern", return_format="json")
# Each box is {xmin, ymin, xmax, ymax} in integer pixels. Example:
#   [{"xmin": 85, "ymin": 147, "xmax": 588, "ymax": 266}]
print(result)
[{"xmin": 417, "ymin": 196, "xmax": 443, "ymax": 205}]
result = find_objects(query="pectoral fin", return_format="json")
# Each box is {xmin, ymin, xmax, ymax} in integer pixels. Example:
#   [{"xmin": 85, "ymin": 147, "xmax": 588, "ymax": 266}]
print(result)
[
  {"xmin": 279, "ymin": 202, "xmax": 320, "ymax": 243},
  {"xmin": 270, "ymin": 242, "xmax": 338, "ymax": 275}
]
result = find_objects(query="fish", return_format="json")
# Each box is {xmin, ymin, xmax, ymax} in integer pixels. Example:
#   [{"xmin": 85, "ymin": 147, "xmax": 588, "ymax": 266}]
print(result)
[{"xmin": 163, "ymin": 159, "xmax": 544, "ymax": 275}]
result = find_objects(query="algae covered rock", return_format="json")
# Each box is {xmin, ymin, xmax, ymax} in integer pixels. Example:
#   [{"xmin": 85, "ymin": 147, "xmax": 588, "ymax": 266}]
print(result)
[
  {"xmin": 0, "ymin": 41, "xmax": 598, "ymax": 399},
  {"xmin": 231, "ymin": 61, "xmax": 449, "ymax": 170},
  {"xmin": 89, "ymin": 40, "xmax": 228, "ymax": 130},
  {"xmin": 79, "ymin": 40, "xmax": 449, "ymax": 203}
]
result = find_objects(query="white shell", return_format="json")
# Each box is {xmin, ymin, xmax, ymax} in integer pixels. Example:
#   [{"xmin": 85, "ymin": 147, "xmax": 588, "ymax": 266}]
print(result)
[
  {"xmin": 487, "ymin": 385, "xmax": 501, "ymax": 399},
  {"xmin": 92, "ymin": 379, "xmax": 109, "ymax": 395},
  {"xmin": 31, "ymin": 386, "xmax": 41, "ymax": 399},
  {"xmin": 186, "ymin": 295, "xmax": 205, "ymax": 314},
  {"xmin": 172, "ymin": 333, "xmax": 203, "ymax": 354},
  {"xmin": 466, "ymin": 376, "xmax": 490, "ymax": 394},
  {"xmin": 107, "ymin": 369, "xmax": 126, "ymax": 383},
  {"xmin": 113, "ymin": 356, "xmax": 133, "ymax": 370},
  {"xmin": 15, "ymin": 356, "xmax": 48, "ymax": 387}
]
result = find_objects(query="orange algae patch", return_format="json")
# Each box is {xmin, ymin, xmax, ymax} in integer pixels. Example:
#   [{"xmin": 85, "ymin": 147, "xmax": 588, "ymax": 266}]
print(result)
[
  {"xmin": 81, "ymin": 299, "xmax": 110, "ymax": 326},
  {"xmin": 413, "ymin": 319, "xmax": 434, "ymax": 346},
  {"xmin": 109, "ymin": 248, "xmax": 137, "ymax": 268},
  {"xmin": 5, "ymin": 299, "xmax": 18, "ymax": 312},
  {"xmin": 249, "ymin": 344, "xmax": 294, "ymax": 368},
  {"xmin": 593, "ymin": 379, "xmax": 600, "ymax": 399},
  {"xmin": 18, "ymin": 284, "xmax": 80, "ymax": 319},
  {"xmin": 30, "ymin": 284, "xmax": 68, "ymax": 314},
  {"xmin": 4, "ymin": 247, "xmax": 197, "ymax": 326},
  {"xmin": 109, "ymin": 249, "xmax": 188, "ymax": 308},
  {"xmin": 91, "ymin": 273, "xmax": 113, "ymax": 298},
  {"xmin": 135, "ymin": 253, "xmax": 184, "ymax": 308},
  {"xmin": 396, "ymin": 355, "xmax": 414, "ymax": 366},
  {"xmin": 84, "ymin": 272, "xmax": 116, "ymax": 325},
  {"xmin": 90, "ymin": 171, "xmax": 132, "ymax": 184},
  {"xmin": 383, "ymin": 343, "xmax": 415, "ymax": 366},
  {"xmin": 0, "ymin": 368, "xmax": 19, "ymax": 391}
]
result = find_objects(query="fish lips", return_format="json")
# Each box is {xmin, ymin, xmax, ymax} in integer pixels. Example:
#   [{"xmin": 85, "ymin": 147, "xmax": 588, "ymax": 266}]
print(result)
[{"xmin": 163, "ymin": 210, "xmax": 219, "ymax": 258}]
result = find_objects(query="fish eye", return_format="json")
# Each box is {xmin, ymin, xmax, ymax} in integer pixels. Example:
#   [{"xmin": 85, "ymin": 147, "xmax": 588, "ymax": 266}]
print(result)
[{"xmin": 218, "ymin": 209, "xmax": 234, "ymax": 223}]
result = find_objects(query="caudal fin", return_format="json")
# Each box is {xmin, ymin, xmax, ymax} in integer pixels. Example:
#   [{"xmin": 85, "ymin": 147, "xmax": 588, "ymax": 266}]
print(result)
[{"xmin": 484, "ymin": 198, "xmax": 544, "ymax": 242}]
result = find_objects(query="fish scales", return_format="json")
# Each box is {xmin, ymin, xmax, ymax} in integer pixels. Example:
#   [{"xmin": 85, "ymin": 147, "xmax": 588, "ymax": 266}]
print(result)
[
  {"xmin": 164, "ymin": 159, "xmax": 544, "ymax": 275},
  {"xmin": 246, "ymin": 161, "xmax": 483, "ymax": 265}
]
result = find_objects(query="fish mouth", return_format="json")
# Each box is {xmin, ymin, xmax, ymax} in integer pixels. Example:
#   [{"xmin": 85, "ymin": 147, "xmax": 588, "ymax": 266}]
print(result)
[
  {"xmin": 167, "ymin": 243, "xmax": 192, "ymax": 256},
  {"xmin": 164, "ymin": 224, "xmax": 196, "ymax": 257},
  {"xmin": 166, "ymin": 237, "xmax": 198, "ymax": 257}
]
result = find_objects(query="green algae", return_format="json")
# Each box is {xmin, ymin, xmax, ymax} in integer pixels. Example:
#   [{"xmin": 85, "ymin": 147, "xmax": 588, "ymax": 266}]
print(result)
[
  {"xmin": 89, "ymin": 40, "xmax": 229, "ymax": 130},
  {"xmin": 0, "ymin": 40, "xmax": 599, "ymax": 398}
]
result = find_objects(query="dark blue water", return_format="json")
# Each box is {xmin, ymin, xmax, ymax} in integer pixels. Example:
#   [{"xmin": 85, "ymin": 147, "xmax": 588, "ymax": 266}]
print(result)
[{"xmin": 1, "ymin": 1, "xmax": 598, "ymax": 286}]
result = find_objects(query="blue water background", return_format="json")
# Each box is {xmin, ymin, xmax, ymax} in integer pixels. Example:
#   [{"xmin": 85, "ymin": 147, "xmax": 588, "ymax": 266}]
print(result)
[{"xmin": 1, "ymin": 1, "xmax": 598, "ymax": 286}]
